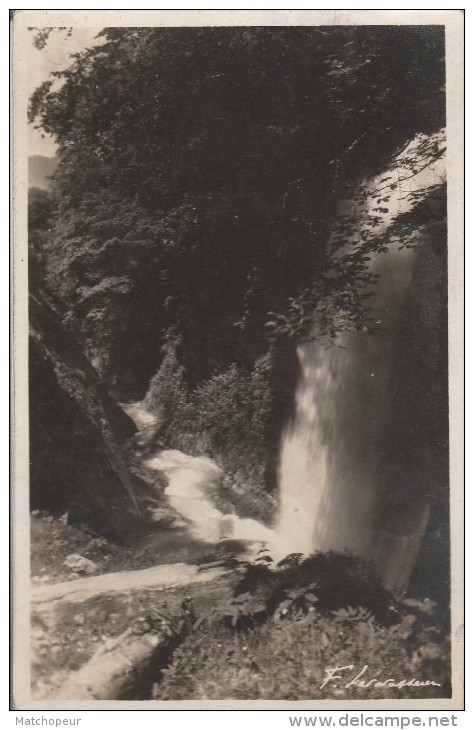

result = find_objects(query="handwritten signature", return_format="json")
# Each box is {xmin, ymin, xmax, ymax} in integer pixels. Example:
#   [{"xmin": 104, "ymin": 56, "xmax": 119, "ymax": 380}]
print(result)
[{"xmin": 320, "ymin": 665, "xmax": 441, "ymax": 691}]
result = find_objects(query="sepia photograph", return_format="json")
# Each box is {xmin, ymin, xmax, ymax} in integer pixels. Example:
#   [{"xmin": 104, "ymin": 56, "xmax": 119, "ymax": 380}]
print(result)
[{"xmin": 11, "ymin": 9, "xmax": 464, "ymax": 710}]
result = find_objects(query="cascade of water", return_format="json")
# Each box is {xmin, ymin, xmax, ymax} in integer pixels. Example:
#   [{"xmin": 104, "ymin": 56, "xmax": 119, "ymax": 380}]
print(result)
[
  {"xmin": 146, "ymin": 448, "xmax": 277, "ymax": 547},
  {"xmin": 274, "ymin": 135, "xmax": 448, "ymax": 590},
  {"xmin": 275, "ymin": 237, "xmax": 447, "ymax": 590},
  {"xmin": 122, "ymin": 135, "xmax": 447, "ymax": 588}
]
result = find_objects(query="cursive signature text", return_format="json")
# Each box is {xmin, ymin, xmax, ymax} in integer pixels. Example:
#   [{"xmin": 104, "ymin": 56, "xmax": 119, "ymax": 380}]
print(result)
[{"xmin": 320, "ymin": 664, "xmax": 442, "ymax": 691}]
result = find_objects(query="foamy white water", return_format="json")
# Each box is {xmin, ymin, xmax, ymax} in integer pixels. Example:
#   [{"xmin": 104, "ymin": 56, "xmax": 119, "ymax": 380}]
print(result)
[
  {"xmin": 147, "ymin": 448, "xmax": 278, "ymax": 547},
  {"xmin": 275, "ymin": 351, "xmax": 332, "ymax": 556},
  {"xmin": 123, "ymin": 403, "xmax": 281, "ymax": 554},
  {"xmin": 275, "ymin": 244, "xmax": 421, "ymax": 572},
  {"xmin": 275, "ymin": 133, "xmax": 446, "ymax": 587}
]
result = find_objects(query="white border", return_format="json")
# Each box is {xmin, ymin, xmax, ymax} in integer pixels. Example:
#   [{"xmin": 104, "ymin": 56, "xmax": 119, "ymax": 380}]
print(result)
[{"xmin": 9, "ymin": 7, "xmax": 465, "ymax": 715}]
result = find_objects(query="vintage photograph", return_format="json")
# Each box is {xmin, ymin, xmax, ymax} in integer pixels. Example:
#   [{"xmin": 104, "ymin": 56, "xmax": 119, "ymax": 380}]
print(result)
[{"xmin": 12, "ymin": 10, "xmax": 463, "ymax": 709}]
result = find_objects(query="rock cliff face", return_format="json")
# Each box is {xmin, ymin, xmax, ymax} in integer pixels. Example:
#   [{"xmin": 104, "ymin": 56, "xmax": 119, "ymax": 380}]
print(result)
[{"xmin": 29, "ymin": 290, "xmax": 139, "ymax": 539}]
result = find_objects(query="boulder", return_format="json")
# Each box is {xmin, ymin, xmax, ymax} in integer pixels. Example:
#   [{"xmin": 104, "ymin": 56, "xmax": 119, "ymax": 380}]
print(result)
[{"xmin": 64, "ymin": 554, "xmax": 99, "ymax": 576}]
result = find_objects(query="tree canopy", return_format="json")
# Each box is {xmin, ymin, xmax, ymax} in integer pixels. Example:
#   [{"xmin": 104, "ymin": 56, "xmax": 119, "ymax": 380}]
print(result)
[{"xmin": 29, "ymin": 25, "xmax": 446, "ymax": 393}]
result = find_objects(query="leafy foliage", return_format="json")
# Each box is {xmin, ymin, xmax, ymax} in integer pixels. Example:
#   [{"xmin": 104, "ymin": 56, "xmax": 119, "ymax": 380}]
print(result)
[
  {"xmin": 146, "ymin": 344, "xmax": 275, "ymax": 500},
  {"xmin": 152, "ymin": 562, "xmax": 450, "ymax": 700},
  {"xmin": 196, "ymin": 592, "xmax": 267, "ymax": 630},
  {"xmin": 332, "ymin": 605, "xmax": 375, "ymax": 623},
  {"xmin": 234, "ymin": 550, "xmax": 395, "ymax": 624},
  {"xmin": 145, "ymin": 334, "xmax": 188, "ymax": 424},
  {"xmin": 28, "ymin": 26, "xmax": 447, "ymax": 512},
  {"xmin": 272, "ymin": 582, "xmax": 319, "ymax": 621},
  {"xmin": 264, "ymin": 131, "xmax": 446, "ymax": 342},
  {"xmin": 29, "ymin": 26, "xmax": 446, "ymax": 395},
  {"xmin": 28, "ymin": 27, "xmax": 72, "ymax": 51}
]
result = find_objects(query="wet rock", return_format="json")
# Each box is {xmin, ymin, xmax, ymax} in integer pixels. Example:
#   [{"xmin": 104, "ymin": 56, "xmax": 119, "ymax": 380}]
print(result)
[
  {"xmin": 147, "ymin": 507, "xmax": 178, "ymax": 527},
  {"xmin": 128, "ymin": 463, "xmax": 162, "ymax": 487},
  {"xmin": 64, "ymin": 554, "xmax": 99, "ymax": 575}
]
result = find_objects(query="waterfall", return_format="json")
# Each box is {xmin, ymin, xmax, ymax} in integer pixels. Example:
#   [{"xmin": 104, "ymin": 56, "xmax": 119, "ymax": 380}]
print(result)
[
  {"xmin": 275, "ymin": 235, "xmax": 448, "ymax": 591},
  {"xmin": 275, "ymin": 137, "xmax": 448, "ymax": 591},
  {"xmin": 123, "ymin": 134, "xmax": 447, "ymax": 593}
]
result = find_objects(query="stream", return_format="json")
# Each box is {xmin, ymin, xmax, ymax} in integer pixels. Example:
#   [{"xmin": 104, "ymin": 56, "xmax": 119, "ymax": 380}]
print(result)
[{"xmin": 122, "ymin": 402, "xmax": 283, "ymax": 561}]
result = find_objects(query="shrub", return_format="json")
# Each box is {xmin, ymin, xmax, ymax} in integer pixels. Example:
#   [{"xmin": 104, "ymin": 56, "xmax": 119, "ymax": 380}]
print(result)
[
  {"xmin": 152, "ymin": 550, "xmax": 450, "ymax": 700},
  {"xmin": 145, "ymin": 335, "xmax": 188, "ymax": 423},
  {"xmin": 196, "ymin": 592, "xmax": 267, "ymax": 630},
  {"xmin": 234, "ymin": 551, "xmax": 395, "ymax": 624},
  {"xmin": 152, "ymin": 607, "xmax": 450, "ymax": 700},
  {"xmin": 145, "ymin": 349, "xmax": 276, "ymax": 520}
]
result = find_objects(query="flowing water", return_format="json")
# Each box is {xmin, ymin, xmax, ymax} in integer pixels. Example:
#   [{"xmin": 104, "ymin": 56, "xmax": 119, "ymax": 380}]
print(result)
[
  {"xmin": 122, "ymin": 402, "xmax": 280, "ymax": 556},
  {"xmin": 274, "ymin": 138, "xmax": 447, "ymax": 591},
  {"xmin": 124, "ymin": 235, "xmax": 446, "ymax": 590},
  {"xmin": 276, "ymin": 246, "xmax": 419, "ymax": 578},
  {"xmin": 123, "ymin": 135, "xmax": 447, "ymax": 591},
  {"xmin": 146, "ymin": 449, "xmax": 276, "ymax": 547},
  {"xmin": 275, "ymin": 186, "xmax": 447, "ymax": 589}
]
